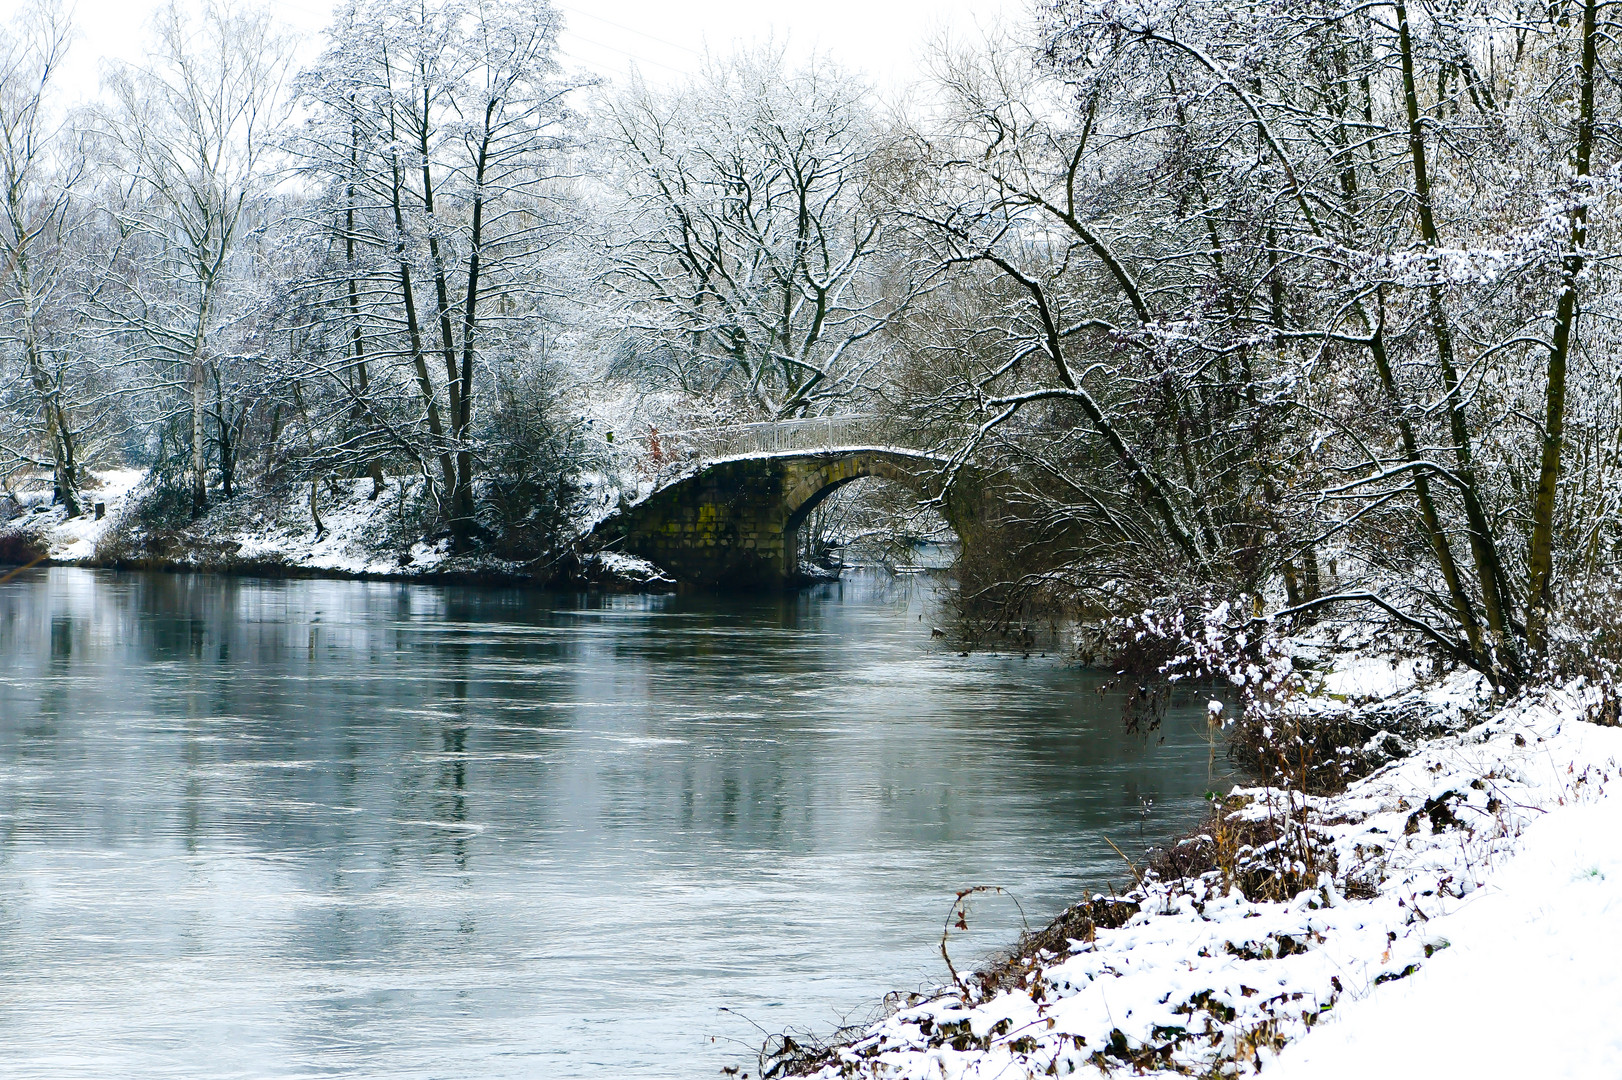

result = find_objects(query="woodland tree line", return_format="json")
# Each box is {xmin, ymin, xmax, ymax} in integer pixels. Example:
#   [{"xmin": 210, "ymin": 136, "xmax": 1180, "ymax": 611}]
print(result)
[{"xmin": 3, "ymin": 0, "xmax": 1622, "ymax": 687}]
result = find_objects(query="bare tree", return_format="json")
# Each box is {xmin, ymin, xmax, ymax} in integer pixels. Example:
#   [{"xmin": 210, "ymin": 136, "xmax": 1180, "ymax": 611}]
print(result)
[
  {"xmin": 0, "ymin": 0, "xmax": 88, "ymax": 513},
  {"xmin": 598, "ymin": 49, "xmax": 900, "ymax": 421},
  {"xmin": 973, "ymin": 0, "xmax": 1622, "ymax": 682},
  {"xmin": 97, "ymin": 0, "xmax": 293, "ymax": 516},
  {"xmin": 295, "ymin": 0, "xmax": 577, "ymax": 537},
  {"xmin": 894, "ymin": 34, "xmax": 1304, "ymax": 621}
]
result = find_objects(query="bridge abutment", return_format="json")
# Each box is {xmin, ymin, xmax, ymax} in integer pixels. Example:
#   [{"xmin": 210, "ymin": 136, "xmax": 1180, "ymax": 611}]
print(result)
[{"xmin": 610, "ymin": 458, "xmax": 795, "ymax": 587}]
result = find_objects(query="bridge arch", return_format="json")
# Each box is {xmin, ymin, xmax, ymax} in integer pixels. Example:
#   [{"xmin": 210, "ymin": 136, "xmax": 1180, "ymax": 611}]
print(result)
[
  {"xmin": 782, "ymin": 453, "xmax": 923, "ymax": 535},
  {"xmin": 781, "ymin": 453, "xmax": 938, "ymax": 578},
  {"xmin": 593, "ymin": 448, "xmax": 958, "ymax": 588}
]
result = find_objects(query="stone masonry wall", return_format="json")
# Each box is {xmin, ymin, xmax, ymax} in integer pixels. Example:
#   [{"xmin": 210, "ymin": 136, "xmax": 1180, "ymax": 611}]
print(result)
[{"xmin": 606, "ymin": 458, "xmax": 797, "ymax": 587}]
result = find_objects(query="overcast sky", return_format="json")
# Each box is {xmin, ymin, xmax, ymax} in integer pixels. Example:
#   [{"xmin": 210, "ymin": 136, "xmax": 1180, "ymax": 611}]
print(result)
[{"xmin": 46, "ymin": 0, "xmax": 1029, "ymax": 107}]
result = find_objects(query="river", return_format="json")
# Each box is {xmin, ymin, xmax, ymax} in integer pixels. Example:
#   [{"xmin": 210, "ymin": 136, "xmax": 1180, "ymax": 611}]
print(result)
[{"xmin": 0, "ymin": 567, "xmax": 1222, "ymax": 1078}]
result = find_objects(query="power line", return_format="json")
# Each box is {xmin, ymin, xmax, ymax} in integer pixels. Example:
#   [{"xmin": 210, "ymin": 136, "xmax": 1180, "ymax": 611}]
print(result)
[
  {"xmin": 267, "ymin": 0, "xmax": 697, "ymax": 78},
  {"xmin": 557, "ymin": 4, "xmax": 703, "ymax": 58},
  {"xmin": 558, "ymin": 30, "xmax": 688, "ymax": 77}
]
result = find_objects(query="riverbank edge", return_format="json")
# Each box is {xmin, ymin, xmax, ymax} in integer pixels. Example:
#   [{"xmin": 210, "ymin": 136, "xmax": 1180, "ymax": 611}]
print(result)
[
  {"xmin": 771, "ymin": 670, "xmax": 1622, "ymax": 1079},
  {"xmin": 0, "ymin": 468, "xmax": 857, "ymax": 593},
  {"xmin": 1, "ymin": 549, "xmax": 864, "ymax": 593},
  {"xmin": 0, "ymin": 546, "xmax": 690, "ymax": 593},
  {"xmin": 8, "ymin": 552, "xmax": 670, "ymax": 591},
  {"xmin": 0, "ymin": 475, "xmax": 681, "ymax": 592}
]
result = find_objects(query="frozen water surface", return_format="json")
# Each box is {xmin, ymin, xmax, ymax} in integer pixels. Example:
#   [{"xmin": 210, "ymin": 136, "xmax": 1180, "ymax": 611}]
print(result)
[{"xmin": 0, "ymin": 567, "xmax": 1219, "ymax": 1078}]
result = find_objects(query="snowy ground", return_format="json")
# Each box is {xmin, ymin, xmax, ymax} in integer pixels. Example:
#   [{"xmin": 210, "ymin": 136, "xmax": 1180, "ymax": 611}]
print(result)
[
  {"xmin": 3, "ymin": 469, "xmax": 460, "ymax": 575},
  {"xmin": 794, "ymin": 672, "xmax": 1622, "ymax": 1079}
]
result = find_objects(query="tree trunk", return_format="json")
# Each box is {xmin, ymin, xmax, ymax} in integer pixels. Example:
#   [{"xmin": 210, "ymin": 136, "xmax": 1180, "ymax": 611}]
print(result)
[
  {"xmin": 416, "ymin": 85, "xmax": 469, "ymax": 536},
  {"xmin": 1395, "ymin": 0, "xmax": 1518, "ymax": 675},
  {"xmin": 387, "ymin": 151, "xmax": 457, "ymax": 505},
  {"xmin": 1365, "ymin": 295, "xmax": 1485, "ymax": 665},
  {"xmin": 452, "ymin": 120, "xmax": 495, "ymax": 535},
  {"xmin": 189, "ymin": 313, "xmax": 209, "ymax": 517},
  {"xmin": 28, "ymin": 351, "xmax": 78, "ymax": 518},
  {"xmin": 343, "ymin": 108, "xmax": 385, "ymax": 499},
  {"xmin": 1526, "ymin": 0, "xmax": 1597, "ymax": 653},
  {"xmin": 13, "ymin": 250, "xmax": 79, "ymax": 517}
]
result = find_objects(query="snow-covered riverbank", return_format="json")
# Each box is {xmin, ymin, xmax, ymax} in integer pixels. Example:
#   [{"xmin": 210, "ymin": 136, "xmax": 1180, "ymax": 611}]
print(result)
[
  {"xmin": 0, "ymin": 468, "xmax": 146, "ymax": 562},
  {"xmin": 0, "ymin": 469, "xmax": 671, "ymax": 587},
  {"xmin": 787, "ymin": 673, "xmax": 1622, "ymax": 1078}
]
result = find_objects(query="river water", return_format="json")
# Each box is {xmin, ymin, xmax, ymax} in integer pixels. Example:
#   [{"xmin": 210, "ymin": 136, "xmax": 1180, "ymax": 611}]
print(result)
[{"xmin": 0, "ymin": 568, "xmax": 1222, "ymax": 1078}]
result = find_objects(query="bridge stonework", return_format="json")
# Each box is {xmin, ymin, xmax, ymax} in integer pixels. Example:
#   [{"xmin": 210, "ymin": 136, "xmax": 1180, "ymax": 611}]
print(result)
[{"xmin": 599, "ymin": 451, "xmax": 942, "ymax": 588}]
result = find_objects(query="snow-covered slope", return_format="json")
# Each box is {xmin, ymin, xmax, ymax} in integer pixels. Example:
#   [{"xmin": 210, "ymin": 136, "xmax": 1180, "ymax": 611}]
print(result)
[
  {"xmin": 1, "ymin": 469, "xmax": 145, "ymax": 561},
  {"xmin": 1271, "ymin": 769, "xmax": 1622, "ymax": 1080},
  {"xmin": 797, "ymin": 677, "xmax": 1622, "ymax": 1078}
]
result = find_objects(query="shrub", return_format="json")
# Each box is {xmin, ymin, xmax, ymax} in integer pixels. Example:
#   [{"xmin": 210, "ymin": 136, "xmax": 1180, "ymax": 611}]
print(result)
[
  {"xmin": 0, "ymin": 530, "xmax": 45, "ymax": 566},
  {"xmin": 478, "ymin": 365, "xmax": 600, "ymax": 562}
]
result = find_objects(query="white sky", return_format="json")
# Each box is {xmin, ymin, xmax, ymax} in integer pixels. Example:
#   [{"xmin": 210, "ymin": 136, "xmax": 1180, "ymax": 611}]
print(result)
[{"xmin": 45, "ymin": 0, "xmax": 1029, "ymax": 108}]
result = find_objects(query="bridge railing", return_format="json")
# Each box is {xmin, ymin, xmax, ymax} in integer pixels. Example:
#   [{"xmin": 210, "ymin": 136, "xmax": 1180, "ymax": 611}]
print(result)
[
  {"xmin": 656, "ymin": 415, "xmax": 893, "ymax": 462},
  {"xmin": 625, "ymin": 414, "xmax": 949, "ymax": 492}
]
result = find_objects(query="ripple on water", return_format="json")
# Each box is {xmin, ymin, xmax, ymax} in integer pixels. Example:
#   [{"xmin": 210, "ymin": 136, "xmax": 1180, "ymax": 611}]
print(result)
[{"xmin": 0, "ymin": 567, "xmax": 1224, "ymax": 1078}]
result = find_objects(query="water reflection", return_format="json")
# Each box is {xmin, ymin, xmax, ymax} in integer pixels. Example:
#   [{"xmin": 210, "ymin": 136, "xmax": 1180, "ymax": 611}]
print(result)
[{"xmin": 0, "ymin": 568, "xmax": 1224, "ymax": 1078}]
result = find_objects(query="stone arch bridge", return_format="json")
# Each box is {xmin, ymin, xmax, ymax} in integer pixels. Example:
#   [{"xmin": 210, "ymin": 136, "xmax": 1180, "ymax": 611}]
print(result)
[{"xmin": 590, "ymin": 417, "xmax": 976, "ymax": 587}]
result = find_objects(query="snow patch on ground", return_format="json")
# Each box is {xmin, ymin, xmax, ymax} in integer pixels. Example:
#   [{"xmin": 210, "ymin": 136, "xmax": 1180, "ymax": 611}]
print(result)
[
  {"xmin": 226, "ymin": 477, "xmax": 441, "ymax": 576},
  {"xmin": 802, "ymin": 675, "xmax": 1622, "ymax": 1078},
  {"xmin": 1317, "ymin": 652, "xmax": 1424, "ymax": 700},
  {"xmin": 585, "ymin": 550, "xmax": 674, "ymax": 585},
  {"xmin": 1271, "ymin": 787, "xmax": 1622, "ymax": 1080}
]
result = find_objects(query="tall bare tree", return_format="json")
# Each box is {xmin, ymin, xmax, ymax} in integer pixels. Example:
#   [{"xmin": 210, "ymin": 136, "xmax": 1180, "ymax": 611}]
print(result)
[
  {"xmin": 863, "ymin": 1, "xmax": 1622, "ymax": 679},
  {"xmin": 599, "ymin": 49, "xmax": 899, "ymax": 421},
  {"xmin": 98, "ymin": 0, "xmax": 293, "ymax": 516},
  {"xmin": 295, "ymin": 0, "xmax": 577, "ymax": 536},
  {"xmin": 0, "ymin": 0, "xmax": 87, "ymax": 513}
]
